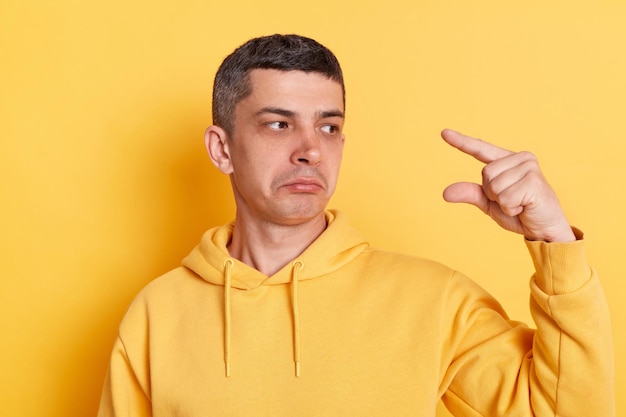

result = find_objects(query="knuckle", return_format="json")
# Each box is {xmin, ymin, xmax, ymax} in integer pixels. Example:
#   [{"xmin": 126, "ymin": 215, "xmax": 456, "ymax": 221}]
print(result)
[
  {"xmin": 520, "ymin": 157, "xmax": 541, "ymax": 175},
  {"xmin": 518, "ymin": 150, "xmax": 537, "ymax": 161},
  {"xmin": 481, "ymin": 164, "xmax": 494, "ymax": 180}
]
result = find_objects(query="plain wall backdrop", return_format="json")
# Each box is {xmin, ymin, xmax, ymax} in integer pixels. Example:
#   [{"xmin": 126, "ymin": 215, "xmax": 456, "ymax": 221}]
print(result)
[{"xmin": 1, "ymin": 1, "xmax": 624, "ymax": 416}]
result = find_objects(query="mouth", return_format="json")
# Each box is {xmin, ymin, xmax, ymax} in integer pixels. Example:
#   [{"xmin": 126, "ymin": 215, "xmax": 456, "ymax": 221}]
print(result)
[{"xmin": 281, "ymin": 177, "xmax": 325, "ymax": 193}]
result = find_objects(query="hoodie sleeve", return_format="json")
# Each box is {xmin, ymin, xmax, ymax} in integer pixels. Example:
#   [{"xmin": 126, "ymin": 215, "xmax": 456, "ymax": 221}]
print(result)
[
  {"xmin": 97, "ymin": 336, "xmax": 152, "ymax": 417},
  {"xmin": 525, "ymin": 236, "xmax": 614, "ymax": 416},
  {"xmin": 97, "ymin": 297, "xmax": 153, "ymax": 417},
  {"xmin": 440, "ymin": 235, "xmax": 615, "ymax": 416}
]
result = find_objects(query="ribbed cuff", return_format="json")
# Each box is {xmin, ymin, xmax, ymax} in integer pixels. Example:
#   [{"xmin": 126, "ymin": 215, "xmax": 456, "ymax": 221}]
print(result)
[{"xmin": 525, "ymin": 227, "xmax": 591, "ymax": 295}]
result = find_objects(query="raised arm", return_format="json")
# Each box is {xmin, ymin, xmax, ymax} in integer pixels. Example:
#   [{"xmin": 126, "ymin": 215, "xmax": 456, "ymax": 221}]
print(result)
[{"xmin": 439, "ymin": 129, "xmax": 615, "ymax": 416}]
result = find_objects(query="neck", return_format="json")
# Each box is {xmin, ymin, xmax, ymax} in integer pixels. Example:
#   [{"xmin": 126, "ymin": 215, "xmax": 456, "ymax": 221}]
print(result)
[{"xmin": 228, "ymin": 211, "xmax": 327, "ymax": 276}]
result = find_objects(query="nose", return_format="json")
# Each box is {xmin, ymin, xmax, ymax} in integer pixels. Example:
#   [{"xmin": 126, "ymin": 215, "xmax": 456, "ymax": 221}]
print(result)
[{"xmin": 291, "ymin": 128, "xmax": 321, "ymax": 166}]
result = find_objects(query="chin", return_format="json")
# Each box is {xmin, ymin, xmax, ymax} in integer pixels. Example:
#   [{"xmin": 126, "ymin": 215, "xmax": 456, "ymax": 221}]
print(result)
[{"xmin": 269, "ymin": 202, "xmax": 328, "ymax": 225}]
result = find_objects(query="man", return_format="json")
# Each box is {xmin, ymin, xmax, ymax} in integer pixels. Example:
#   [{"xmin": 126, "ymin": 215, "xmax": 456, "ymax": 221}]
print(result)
[{"xmin": 98, "ymin": 34, "xmax": 614, "ymax": 416}]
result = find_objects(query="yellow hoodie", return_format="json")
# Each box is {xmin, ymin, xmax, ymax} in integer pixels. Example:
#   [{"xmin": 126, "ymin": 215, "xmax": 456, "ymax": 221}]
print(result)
[{"xmin": 98, "ymin": 210, "xmax": 614, "ymax": 416}]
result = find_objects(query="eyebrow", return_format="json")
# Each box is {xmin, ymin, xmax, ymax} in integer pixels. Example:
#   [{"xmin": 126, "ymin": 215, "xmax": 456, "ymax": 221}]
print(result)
[
  {"xmin": 255, "ymin": 107, "xmax": 295, "ymax": 118},
  {"xmin": 255, "ymin": 106, "xmax": 345, "ymax": 119},
  {"xmin": 319, "ymin": 110, "xmax": 345, "ymax": 119}
]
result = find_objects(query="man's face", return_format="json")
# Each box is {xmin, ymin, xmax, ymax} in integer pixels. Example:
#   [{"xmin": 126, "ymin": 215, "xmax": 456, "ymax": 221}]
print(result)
[{"xmin": 225, "ymin": 69, "xmax": 345, "ymax": 226}]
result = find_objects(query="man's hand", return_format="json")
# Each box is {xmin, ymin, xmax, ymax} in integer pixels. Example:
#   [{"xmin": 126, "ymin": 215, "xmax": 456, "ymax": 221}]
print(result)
[{"xmin": 441, "ymin": 129, "xmax": 576, "ymax": 242}]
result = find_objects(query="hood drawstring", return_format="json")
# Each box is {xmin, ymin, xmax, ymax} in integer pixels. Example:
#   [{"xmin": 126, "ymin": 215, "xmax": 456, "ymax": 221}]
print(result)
[
  {"xmin": 291, "ymin": 260, "xmax": 304, "ymax": 377},
  {"xmin": 223, "ymin": 259, "xmax": 234, "ymax": 377},
  {"xmin": 221, "ymin": 259, "xmax": 304, "ymax": 378}
]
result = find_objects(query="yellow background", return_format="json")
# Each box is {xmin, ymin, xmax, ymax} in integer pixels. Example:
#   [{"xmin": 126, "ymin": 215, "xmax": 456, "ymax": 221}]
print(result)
[{"xmin": 1, "ymin": 1, "xmax": 624, "ymax": 416}]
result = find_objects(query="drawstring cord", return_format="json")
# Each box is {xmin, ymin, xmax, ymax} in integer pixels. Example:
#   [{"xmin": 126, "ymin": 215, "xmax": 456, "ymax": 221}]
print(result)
[
  {"xmin": 291, "ymin": 260, "xmax": 304, "ymax": 377},
  {"xmin": 223, "ymin": 259, "xmax": 234, "ymax": 377},
  {"xmin": 221, "ymin": 259, "xmax": 304, "ymax": 378}
]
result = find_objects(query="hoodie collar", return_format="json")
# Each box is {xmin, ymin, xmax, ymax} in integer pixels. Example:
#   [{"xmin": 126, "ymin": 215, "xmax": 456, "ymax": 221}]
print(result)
[{"xmin": 182, "ymin": 210, "xmax": 369, "ymax": 290}]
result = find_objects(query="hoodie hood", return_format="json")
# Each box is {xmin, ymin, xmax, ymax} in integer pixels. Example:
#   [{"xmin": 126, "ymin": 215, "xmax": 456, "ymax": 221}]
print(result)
[
  {"xmin": 182, "ymin": 210, "xmax": 369, "ymax": 289},
  {"xmin": 181, "ymin": 210, "xmax": 369, "ymax": 377}
]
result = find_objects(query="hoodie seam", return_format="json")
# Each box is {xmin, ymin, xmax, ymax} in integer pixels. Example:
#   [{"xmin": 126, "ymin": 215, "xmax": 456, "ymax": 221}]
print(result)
[{"xmin": 117, "ymin": 331, "xmax": 152, "ymax": 402}]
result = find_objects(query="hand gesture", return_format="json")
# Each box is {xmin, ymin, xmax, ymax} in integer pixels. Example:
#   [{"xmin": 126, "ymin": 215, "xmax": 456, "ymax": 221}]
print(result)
[{"xmin": 441, "ymin": 129, "xmax": 576, "ymax": 242}]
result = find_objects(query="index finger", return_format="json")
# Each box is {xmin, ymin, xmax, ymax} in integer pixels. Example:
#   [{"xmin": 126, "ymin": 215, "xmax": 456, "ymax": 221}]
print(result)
[{"xmin": 441, "ymin": 129, "xmax": 514, "ymax": 164}]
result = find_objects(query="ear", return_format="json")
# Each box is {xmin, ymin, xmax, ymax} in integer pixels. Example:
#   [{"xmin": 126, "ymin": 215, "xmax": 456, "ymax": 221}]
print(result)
[{"xmin": 205, "ymin": 125, "xmax": 233, "ymax": 175}]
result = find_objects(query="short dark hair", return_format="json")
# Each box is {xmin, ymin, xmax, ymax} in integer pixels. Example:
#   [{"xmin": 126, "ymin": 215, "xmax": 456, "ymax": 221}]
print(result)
[{"xmin": 212, "ymin": 34, "xmax": 345, "ymax": 135}]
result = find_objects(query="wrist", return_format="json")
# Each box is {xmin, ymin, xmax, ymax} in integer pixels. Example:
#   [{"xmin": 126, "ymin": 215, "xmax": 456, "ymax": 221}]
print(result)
[{"xmin": 525, "ymin": 225, "xmax": 578, "ymax": 243}]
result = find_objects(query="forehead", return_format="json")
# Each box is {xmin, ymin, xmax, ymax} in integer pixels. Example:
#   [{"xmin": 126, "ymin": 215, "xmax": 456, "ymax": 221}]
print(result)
[{"xmin": 243, "ymin": 69, "xmax": 344, "ymax": 112}]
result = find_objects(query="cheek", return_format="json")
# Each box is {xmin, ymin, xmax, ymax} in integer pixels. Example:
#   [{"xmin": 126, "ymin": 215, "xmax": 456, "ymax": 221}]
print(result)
[
  {"xmin": 324, "ymin": 150, "xmax": 344, "ymax": 189},
  {"xmin": 328, "ymin": 146, "xmax": 344, "ymax": 170},
  {"xmin": 232, "ymin": 150, "xmax": 280, "ymax": 186},
  {"xmin": 231, "ymin": 144, "xmax": 265, "ymax": 171}
]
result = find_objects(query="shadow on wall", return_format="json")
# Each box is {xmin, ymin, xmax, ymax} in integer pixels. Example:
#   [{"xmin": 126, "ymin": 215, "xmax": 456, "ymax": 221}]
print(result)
[{"xmin": 62, "ymin": 96, "xmax": 234, "ymax": 416}]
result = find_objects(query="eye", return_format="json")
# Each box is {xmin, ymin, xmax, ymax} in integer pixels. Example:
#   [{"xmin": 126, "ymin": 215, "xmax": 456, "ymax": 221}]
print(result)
[
  {"xmin": 267, "ymin": 121, "xmax": 289, "ymax": 130},
  {"xmin": 320, "ymin": 125, "xmax": 339, "ymax": 134}
]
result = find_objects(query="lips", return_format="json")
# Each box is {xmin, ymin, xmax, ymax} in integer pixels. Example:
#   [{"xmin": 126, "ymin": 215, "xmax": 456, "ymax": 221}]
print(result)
[{"xmin": 282, "ymin": 177, "xmax": 325, "ymax": 192}]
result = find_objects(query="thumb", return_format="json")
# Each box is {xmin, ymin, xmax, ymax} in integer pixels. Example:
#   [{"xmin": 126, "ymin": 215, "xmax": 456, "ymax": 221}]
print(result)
[{"xmin": 443, "ymin": 182, "xmax": 489, "ymax": 214}]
